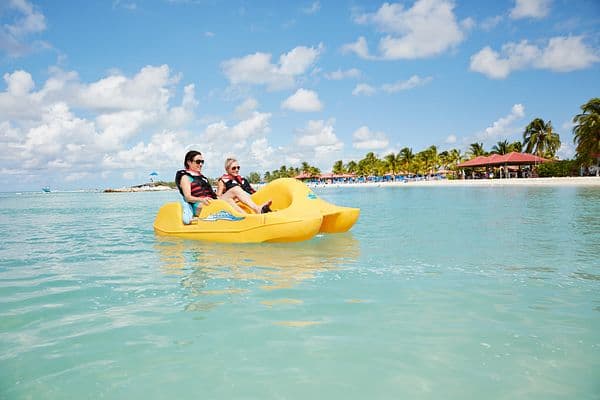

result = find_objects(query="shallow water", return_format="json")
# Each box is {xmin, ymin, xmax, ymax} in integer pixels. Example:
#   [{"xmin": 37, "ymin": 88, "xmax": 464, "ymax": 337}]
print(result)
[{"xmin": 0, "ymin": 186, "xmax": 598, "ymax": 399}]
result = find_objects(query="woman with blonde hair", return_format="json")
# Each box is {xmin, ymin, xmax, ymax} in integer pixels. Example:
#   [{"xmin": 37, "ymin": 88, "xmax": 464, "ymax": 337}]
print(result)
[{"xmin": 217, "ymin": 157, "xmax": 271, "ymax": 213}]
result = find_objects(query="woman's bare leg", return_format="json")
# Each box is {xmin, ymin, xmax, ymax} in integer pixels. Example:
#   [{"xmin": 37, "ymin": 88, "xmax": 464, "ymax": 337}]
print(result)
[
  {"xmin": 218, "ymin": 192, "xmax": 247, "ymax": 214},
  {"xmin": 221, "ymin": 186, "xmax": 270, "ymax": 214}
]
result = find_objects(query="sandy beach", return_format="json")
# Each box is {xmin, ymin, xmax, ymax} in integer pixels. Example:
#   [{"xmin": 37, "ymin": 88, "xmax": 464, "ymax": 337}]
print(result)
[
  {"xmin": 104, "ymin": 184, "xmax": 174, "ymax": 192},
  {"xmin": 308, "ymin": 176, "xmax": 600, "ymax": 189},
  {"xmin": 104, "ymin": 176, "xmax": 600, "ymax": 192}
]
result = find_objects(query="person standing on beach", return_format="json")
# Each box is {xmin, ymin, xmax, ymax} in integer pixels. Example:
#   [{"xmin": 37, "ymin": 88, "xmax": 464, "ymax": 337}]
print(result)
[{"xmin": 216, "ymin": 157, "xmax": 272, "ymax": 213}]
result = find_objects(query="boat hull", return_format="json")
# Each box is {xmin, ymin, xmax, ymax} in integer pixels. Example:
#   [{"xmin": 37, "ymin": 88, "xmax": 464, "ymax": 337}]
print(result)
[{"xmin": 153, "ymin": 178, "xmax": 359, "ymax": 243}]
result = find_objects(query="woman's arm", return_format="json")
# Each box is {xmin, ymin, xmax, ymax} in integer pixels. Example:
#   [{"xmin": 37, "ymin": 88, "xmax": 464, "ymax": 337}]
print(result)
[
  {"xmin": 216, "ymin": 179, "xmax": 225, "ymax": 197},
  {"xmin": 181, "ymin": 176, "xmax": 212, "ymax": 205}
]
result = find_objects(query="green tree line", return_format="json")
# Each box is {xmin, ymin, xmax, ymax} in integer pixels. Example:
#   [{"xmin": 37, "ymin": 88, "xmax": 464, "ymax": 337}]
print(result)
[{"xmin": 257, "ymin": 97, "xmax": 598, "ymax": 181}]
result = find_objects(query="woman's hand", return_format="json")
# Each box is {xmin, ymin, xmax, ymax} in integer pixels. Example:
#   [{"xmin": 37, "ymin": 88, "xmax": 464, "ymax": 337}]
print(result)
[{"xmin": 200, "ymin": 197, "xmax": 212, "ymax": 206}]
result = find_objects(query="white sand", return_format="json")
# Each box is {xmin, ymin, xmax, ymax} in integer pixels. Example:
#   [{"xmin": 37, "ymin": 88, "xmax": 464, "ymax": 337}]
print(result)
[
  {"xmin": 308, "ymin": 176, "xmax": 600, "ymax": 189},
  {"xmin": 106, "ymin": 177, "xmax": 600, "ymax": 192}
]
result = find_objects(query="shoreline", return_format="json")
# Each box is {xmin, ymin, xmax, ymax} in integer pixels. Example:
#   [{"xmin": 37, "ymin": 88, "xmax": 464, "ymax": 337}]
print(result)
[
  {"xmin": 104, "ymin": 184, "xmax": 174, "ymax": 193},
  {"xmin": 307, "ymin": 176, "xmax": 600, "ymax": 189},
  {"xmin": 101, "ymin": 176, "xmax": 600, "ymax": 192}
]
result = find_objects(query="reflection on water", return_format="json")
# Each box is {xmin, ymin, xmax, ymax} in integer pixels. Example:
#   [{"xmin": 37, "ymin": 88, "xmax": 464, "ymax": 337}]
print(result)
[{"xmin": 155, "ymin": 233, "xmax": 360, "ymax": 312}]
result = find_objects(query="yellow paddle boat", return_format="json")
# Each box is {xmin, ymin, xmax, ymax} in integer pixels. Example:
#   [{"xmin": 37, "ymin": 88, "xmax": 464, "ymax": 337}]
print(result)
[{"xmin": 153, "ymin": 178, "xmax": 359, "ymax": 243}]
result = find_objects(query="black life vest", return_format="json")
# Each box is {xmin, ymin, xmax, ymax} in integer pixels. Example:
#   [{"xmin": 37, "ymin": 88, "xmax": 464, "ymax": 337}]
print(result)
[
  {"xmin": 219, "ymin": 174, "xmax": 255, "ymax": 195},
  {"xmin": 175, "ymin": 170, "xmax": 217, "ymax": 201}
]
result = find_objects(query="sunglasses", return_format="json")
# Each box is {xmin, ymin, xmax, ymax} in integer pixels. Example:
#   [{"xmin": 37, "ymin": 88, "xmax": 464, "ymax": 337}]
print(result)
[
  {"xmin": 193, "ymin": 159, "xmax": 204, "ymax": 165},
  {"xmin": 231, "ymin": 166, "xmax": 240, "ymax": 171}
]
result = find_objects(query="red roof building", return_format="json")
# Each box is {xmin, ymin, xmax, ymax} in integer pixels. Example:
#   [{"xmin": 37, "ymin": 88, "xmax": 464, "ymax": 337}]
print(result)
[{"xmin": 457, "ymin": 152, "xmax": 549, "ymax": 168}]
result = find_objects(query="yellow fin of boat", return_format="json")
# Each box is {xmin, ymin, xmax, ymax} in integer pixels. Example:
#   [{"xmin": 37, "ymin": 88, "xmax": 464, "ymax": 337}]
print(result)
[{"xmin": 153, "ymin": 178, "xmax": 360, "ymax": 243}]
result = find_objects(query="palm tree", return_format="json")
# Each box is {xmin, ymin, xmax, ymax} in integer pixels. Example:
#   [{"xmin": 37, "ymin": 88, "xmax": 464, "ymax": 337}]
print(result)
[
  {"xmin": 412, "ymin": 156, "xmax": 426, "ymax": 175},
  {"xmin": 468, "ymin": 142, "xmax": 487, "ymax": 158},
  {"xmin": 523, "ymin": 118, "xmax": 561, "ymax": 158},
  {"xmin": 279, "ymin": 165, "xmax": 288, "ymax": 177},
  {"xmin": 573, "ymin": 98, "xmax": 600, "ymax": 167},
  {"xmin": 448, "ymin": 148, "xmax": 463, "ymax": 166},
  {"xmin": 332, "ymin": 160, "xmax": 345, "ymax": 174},
  {"xmin": 308, "ymin": 166, "xmax": 321, "ymax": 176},
  {"xmin": 359, "ymin": 152, "xmax": 379, "ymax": 176},
  {"xmin": 248, "ymin": 171, "xmax": 261, "ymax": 183},
  {"xmin": 346, "ymin": 160, "xmax": 358, "ymax": 174},
  {"xmin": 419, "ymin": 145, "xmax": 438, "ymax": 174},
  {"xmin": 384, "ymin": 152, "xmax": 399, "ymax": 175},
  {"xmin": 375, "ymin": 159, "xmax": 388, "ymax": 176},
  {"xmin": 398, "ymin": 147, "xmax": 414, "ymax": 173},
  {"xmin": 491, "ymin": 140, "xmax": 511, "ymax": 155},
  {"xmin": 439, "ymin": 151, "xmax": 450, "ymax": 169},
  {"xmin": 510, "ymin": 141, "xmax": 522, "ymax": 152}
]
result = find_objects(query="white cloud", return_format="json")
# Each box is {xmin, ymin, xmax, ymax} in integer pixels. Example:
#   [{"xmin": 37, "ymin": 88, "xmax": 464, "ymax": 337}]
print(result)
[
  {"xmin": 346, "ymin": 0, "xmax": 466, "ymax": 60},
  {"xmin": 470, "ymin": 36, "xmax": 599, "ymax": 78},
  {"xmin": 481, "ymin": 15, "xmax": 503, "ymax": 31},
  {"xmin": 381, "ymin": 75, "xmax": 432, "ymax": 92},
  {"xmin": 0, "ymin": 70, "xmax": 42, "ymax": 120},
  {"xmin": 325, "ymin": 68, "xmax": 361, "ymax": 80},
  {"xmin": 561, "ymin": 119, "xmax": 575, "ymax": 133},
  {"xmin": 0, "ymin": 0, "xmax": 47, "ymax": 57},
  {"xmin": 4, "ymin": 70, "xmax": 35, "ymax": 96},
  {"xmin": 168, "ymin": 83, "xmax": 198, "ymax": 126},
  {"xmin": 201, "ymin": 111, "xmax": 273, "ymax": 163},
  {"xmin": 234, "ymin": 98, "xmax": 259, "ymax": 119},
  {"xmin": 249, "ymin": 137, "xmax": 276, "ymax": 169},
  {"xmin": 352, "ymin": 83, "xmax": 376, "ymax": 96},
  {"xmin": 341, "ymin": 37, "xmax": 373, "ymax": 59},
  {"xmin": 352, "ymin": 126, "xmax": 389, "ymax": 150},
  {"xmin": 556, "ymin": 120, "xmax": 576, "ymax": 160},
  {"xmin": 281, "ymin": 88, "xmax": 323, "ymax": 112},
  {"xmin": 302, "ymin": 1, "xmax": 320, "ymax": 14},
  {"xmin": 205, "ymin": 118, "xmax": 345, "ymax": 173},
  {"xmin": 279, "ymin": 45, "xmax": 323, "ymax": 75},
  {"xmin": 477, "ymin": 103, "xmax": 525, "ymax": 143},
  {"xmin": 454, "ymin": 104, "xmax": 527, "ymax": 151},
  {"xmin": 102, "ymin": 130, "xmax": 185, "ymax": 172},
  {"xmin": 510, "ymin": 0, "xmax": 551, "ymax": 20},
  {"xmin": 538, "ymin": 36, "xmax": 600, "ymax": 71},
  {"xmin": 352, "ymin": 76, "xmax": 432, "ymax": 96},
  {"xmin": 0, "ymin": 64, "xmax": 204, "ymax": 187},
  {"xmin": 158, "ymin": 111, "xmax": 276, "ymax": 177},
  {"xmin": 294, "ymin": 119, "xmax": 344, "ymax": 157},
  {"xmin": 78, "ymin": 65, "xmax": 175, "ymax": 112},
  {"xmin": 556, "ymin": 140, "xmax": 575, "ymax": 160},
  {"xmin": 221, "ymin": 44, "xmax": 323, "ymax": 91},
  {"xmin": 445, "ymin": 134, "xmax": 457, "ymax": 144},
  {"xmin": 112, "ymin": 1, "xmax": 137, "ymax": 11},
  {"xmin": 470, "ymin": 47, "xmax": 514, "ymax": 79},
  {"xmin": 95, "ymin": 110, "xmax": 157, "ymax": 151},
  {"xmin": 204, "ymin": 31, "xmax": 215, "ymax": 37},
  {"xmin": 461, "ymin": 17, "xmax": 475, "ymax": 31},
  {"xmin": 22, "ymin": 102, "xmax": 99, "ymax": 170}
]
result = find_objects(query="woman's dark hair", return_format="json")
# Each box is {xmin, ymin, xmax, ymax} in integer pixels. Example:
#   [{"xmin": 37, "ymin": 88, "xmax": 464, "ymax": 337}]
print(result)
[{"xmin": 184, "ymin": 150, "xmax": 202, "ymax": 169}]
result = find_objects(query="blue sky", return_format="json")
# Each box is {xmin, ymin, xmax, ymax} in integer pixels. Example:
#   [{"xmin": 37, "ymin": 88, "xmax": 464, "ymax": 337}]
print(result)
[{"xmin": 1, "ymin": 0, "xmax": 599, "ymax": 190}]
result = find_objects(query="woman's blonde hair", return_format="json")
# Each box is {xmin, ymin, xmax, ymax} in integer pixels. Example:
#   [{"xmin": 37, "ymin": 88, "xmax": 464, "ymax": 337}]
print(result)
[{"xmin": 224, "ymin": 157, "xmax": 237, "ymax": 171}]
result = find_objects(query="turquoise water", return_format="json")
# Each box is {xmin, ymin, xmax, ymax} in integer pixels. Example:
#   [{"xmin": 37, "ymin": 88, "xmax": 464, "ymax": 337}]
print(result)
[{"xmin": 1, "ymin": 186, "xmax": 599, "ymax": 399}]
